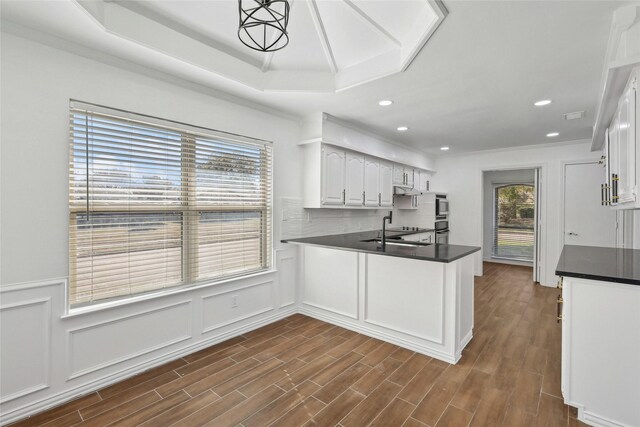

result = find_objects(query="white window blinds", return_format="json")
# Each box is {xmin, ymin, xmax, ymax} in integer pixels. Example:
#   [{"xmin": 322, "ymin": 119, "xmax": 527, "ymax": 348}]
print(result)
[{"xmin": 69, "ymin": 102, "xmax": 272, "ymax": 307}]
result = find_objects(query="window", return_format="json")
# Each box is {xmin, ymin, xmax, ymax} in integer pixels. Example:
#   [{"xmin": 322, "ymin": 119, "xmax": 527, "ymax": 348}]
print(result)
[
  {"xmin": 69, "ymin": 102, "xmax": 272, "ymax": 308},
  {"xmin": 493, "ymin": 184, "xmax": 535, "ymax": 261}
]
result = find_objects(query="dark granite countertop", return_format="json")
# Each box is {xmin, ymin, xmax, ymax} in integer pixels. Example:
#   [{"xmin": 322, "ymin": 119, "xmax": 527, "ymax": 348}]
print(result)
[
  {"xmin": 555, "ymin": 245, "xmax": 640, "ymax": 286},
  {"xmin": 281, "ymin": 230, "xmax": 480, "ymax": 263}
]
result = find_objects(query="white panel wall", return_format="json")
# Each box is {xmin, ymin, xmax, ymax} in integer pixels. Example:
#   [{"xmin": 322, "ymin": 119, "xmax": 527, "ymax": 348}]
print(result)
[
  {"xmin": 431, "ymin": 141, "xmax": 601, "ymax": 286},
  {"xmin": 0, "ymin": 31, "xmax": 302, "ymax": 424}
]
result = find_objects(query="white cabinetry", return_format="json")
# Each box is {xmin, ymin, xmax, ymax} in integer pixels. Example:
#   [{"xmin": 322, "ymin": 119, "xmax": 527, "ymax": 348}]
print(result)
[
  {"xmin": 345, "ymin": 152, "xmax": 365, "ymax": 206},
  {"xmin": 304, "ymin": 142, "xmax": 397, "ymax": 209},
  {"xmin": 603, "ymin": 70, "xmax": 639, "ymax": 209},
  {"xmin": 321, "ymin": 146, "xmax": 346, "ymax": 205},
  {"xmin": 559, "ymin": 276, "xmax": 640, "ymax": 426},
  {"xmin": 417, "ymin": 170, "xmax": 431, "ymax": 193},
  {"xmin": 364, "ymin": 157, "xmax": 380, "ymax": 207},
  {"xmin": 393, "ymin": 164, "xmax": 405, "ymax": 186},
  {"xmin": 379, "ymin": 161, "xmax": 393, "ymax": 207}
]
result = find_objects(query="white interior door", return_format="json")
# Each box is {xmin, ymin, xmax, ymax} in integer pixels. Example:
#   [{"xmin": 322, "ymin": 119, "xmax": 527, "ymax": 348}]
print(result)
[{"xmin": 564, "ymin": 162, "xmax": 617, "ymax": 247}]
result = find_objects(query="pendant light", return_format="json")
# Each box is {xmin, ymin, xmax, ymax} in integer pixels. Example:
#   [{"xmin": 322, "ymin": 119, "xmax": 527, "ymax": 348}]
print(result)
[{"xmin": 238, "ymin": 0, "xmax": 290, "ymax": 52}]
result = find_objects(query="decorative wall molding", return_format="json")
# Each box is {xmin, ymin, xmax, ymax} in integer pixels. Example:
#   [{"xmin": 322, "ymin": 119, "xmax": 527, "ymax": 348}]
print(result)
[
  {"xmin": 66, "ymin": 300, "xmax": 193, "ymax": 380},
  {"xmin": 0, "ymin": 278, "xmax": 67, "ymax": 293},
  {"xmin": 0, "ymin": 298, "xmax": 52, "ymax": 404},
  {"xmin": 201, "ymin": 280, "xmax": 275, "ymax": 334}
]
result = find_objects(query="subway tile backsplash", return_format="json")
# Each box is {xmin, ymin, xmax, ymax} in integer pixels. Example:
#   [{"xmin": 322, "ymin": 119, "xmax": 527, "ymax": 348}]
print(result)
[{"xmin": 280, "ymin": 196, "xmax": 436, "ymax": 239}]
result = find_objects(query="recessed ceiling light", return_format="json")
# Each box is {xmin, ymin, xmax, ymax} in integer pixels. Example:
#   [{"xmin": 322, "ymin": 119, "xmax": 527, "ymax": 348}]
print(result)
[
  {"xmin": 546, "ymin": 132, "xmax": 559, "ymax": 137},
  {"xmin": 378, "ymin": 100, "xmax": 393, "ymax": 106},
  {"xmin": 397, "ymin": 126, "xmax": 408, "ymax": 131},
  {"xmin": 534, "ymin": 99, "xmax": 552, "ymax": 106},
  {"xmin": 440, "ymin": 146, "xmax": 450, "ymax": 151}
]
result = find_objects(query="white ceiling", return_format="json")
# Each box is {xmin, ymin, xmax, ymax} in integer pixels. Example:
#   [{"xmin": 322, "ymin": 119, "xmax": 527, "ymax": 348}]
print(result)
[{"xmin": 0, "ymin": 0, "xmax": 629, "ymax": 154}]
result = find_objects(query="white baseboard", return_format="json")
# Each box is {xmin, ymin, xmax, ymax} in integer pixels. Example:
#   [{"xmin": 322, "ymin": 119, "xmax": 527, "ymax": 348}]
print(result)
[
  {"xmin": 582, "ymin": 409, "xmax": 629, "ymax": 427},
  {"xmin": 299, "ymin": 305, "xmax": 459, "ymax": 364},
  {"xmin": 0, "ymin": 308, "xmax": 296, "ymax": 426}
]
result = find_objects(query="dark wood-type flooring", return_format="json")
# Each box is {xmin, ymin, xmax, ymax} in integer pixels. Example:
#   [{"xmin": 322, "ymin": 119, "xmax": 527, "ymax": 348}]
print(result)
[{"xmin": 10, "ymin": 263, "xmax": 588, "ymax": 426}]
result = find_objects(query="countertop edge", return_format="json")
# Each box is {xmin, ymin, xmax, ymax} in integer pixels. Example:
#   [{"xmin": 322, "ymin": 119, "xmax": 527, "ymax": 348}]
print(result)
[
  {"xmin": 555, "ymin": 269, "xmax": 640, "ymax": 286},
  {"xmin": 281, "ymin": 239, "xmax": 480, "ymax": 264}
]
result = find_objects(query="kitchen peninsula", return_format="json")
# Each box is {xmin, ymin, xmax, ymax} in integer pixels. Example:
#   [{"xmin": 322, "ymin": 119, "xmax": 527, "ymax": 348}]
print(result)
[{"xmin": 282, "ymin": 230, "xmax": 480, "ymax": 364}]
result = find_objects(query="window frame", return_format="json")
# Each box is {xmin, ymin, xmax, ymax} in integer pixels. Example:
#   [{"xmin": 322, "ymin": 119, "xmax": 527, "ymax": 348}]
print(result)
[
  {"xmin": 67, "ymin": 101, "xmax": 274, "ymax": 313},
  {"xmin": 491, "ymin": 182, "xmax": 535, "ymax": 262}
]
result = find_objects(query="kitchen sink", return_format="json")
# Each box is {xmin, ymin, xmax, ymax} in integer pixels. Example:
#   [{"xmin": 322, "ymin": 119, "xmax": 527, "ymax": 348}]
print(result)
[{"xmin": 360, "ymin": 238, "xmax": 433, "ymax": 247}]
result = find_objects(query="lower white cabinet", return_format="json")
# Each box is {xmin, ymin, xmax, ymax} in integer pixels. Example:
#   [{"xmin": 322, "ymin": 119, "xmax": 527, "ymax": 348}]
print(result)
[{"xmin": 560, "ymin": 277, "xmax": 640, "ymax": 426}]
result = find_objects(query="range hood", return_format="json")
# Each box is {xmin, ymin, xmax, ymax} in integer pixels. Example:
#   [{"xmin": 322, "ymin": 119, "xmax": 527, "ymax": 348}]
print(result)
[{"xmin": 394, "ymin": 185, "xmax": 423, "ymax": 196}]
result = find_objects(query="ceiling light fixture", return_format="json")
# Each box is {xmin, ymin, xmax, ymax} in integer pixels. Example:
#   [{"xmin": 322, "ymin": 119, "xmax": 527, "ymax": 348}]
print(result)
[
  {"xmin": 440, "ymin": 146, "xmax": 450, "ymax": 151},
  {"xmin": 378, "ymin": 100, "xmax": 393, "ymax": 106},
  {"xmin": 546, "ymin": 132, "xmax": 559, "ymax": 137},
  {"xmin": 397, "ymin": 126, "xmax": 408, "ymax": 131},
  {"xmin": 238, "ymin": 0, "xmax": 290, "ymax": 52},
  {"xmin": 534, "ymin": 99, "xmax": 552, "ymax": 106}
]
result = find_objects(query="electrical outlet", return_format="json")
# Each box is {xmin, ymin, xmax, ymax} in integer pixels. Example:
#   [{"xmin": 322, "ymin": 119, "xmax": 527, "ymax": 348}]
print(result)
[{"xmin": 231, "ymin": 295, "xmax": 238, "ymax": 308}]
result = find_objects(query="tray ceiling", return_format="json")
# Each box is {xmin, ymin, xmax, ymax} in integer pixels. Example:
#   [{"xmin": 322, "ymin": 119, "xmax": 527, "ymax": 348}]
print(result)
[{"xmin": 75, "ymin": 0, "xmax": 447, "ymax": 92}]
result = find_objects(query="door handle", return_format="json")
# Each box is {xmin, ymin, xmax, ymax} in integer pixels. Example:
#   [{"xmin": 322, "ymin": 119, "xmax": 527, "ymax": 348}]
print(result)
[{"xmin": 567, "ymin": 232, "xmax": 578, "ymax": 236}]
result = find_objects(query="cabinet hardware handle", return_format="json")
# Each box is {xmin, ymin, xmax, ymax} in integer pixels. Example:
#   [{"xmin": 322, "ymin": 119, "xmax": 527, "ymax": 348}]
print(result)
[
  {"xmin": 601, "ymin": 184, "xmax": 605, "ymax": 206},
  {"xmin": 342, "ymin": 189, "xmax": 346, "ymax": 204},
  {"xmin": 557, "ymin": 277, "xmax": 563, "ymax": 289},
  {"xmin": 362, "ymin": 191, "xmax": 365, "ymax": 205},
  {"xmin": 378, "ymin": 193, "xmax": 381, "ymax": 206},
  {"xmin": 556, "ymin": 294, "xmax": 563, "ymax": 323}
]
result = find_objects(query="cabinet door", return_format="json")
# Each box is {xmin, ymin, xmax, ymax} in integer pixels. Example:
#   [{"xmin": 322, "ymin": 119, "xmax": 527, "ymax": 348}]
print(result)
[
  {"xmin": 364, "ymin": 157, "xmax": 380, "ymax": 206},
  {"xmin": 419, "ymin": 171, "xmax": 430, "ymax": 192},
  {"xmin": 379, "ymin": 161, "xmax": 394, "ymax": 207},
  {"xmin": 406, "ymin": 168, "xmax": 415, "ymax": 188},
  {"xmin": 322, "ymin": 146, "xmax": 345, "ymax": 205},
  {"xmin": 617, "ymin": 83, "xmax": 636, "ymax": 204},
  {"xmin": 609, "ymin": 119, "xmax": 620, "ymax": 205},
  {"xmin": 344, "ymin": 151, "xmax": 365, "ymax": 206},
  {"xmin": 393, "ymin": 164, "xmax": 405, "ymax": 185}
]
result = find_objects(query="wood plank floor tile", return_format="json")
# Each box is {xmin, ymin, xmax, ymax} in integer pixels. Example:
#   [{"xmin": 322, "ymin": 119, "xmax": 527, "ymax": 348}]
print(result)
[
  {"xmin": 411, "ymin": 375, "xmax": 462, "ymax": 426},
  {"xmin": 203, "ymin": 384, "xmax": 285, "ymax": 427},
  {"xmin": 313, "ymin": 362, "xmax": 370, "ymax": 404},
  {"xmin": 360, "ymin": 342, "xmax": 399, "ymax": 367},
  {"xmin": 174, "ymin": 344, "xmax": 246, "ymax": 377},
  {"xmin": 350, "ymin": 357, "xmax": 403, "ymax": 396},
  {"xmin": 270, "ymin": 397, "xmax": 326, "ymax": 427},
  {"xmin": 387, "ymin": 353, "xmax": 432, "ymax": 386},
  {"xmin": 183, "ymin": 358, "xmax": 261, "ymax": 397},
  {"xmin": 535, "ymin": 393, "xmax": 568, "ymax": 427},
  {"xmin": 243, "ymin": 381, "xmax": 320, "ymax": 427},
  {"xmin": 304, "ymin": 388, "xmax": 365, "ymax": 427},
  {"xmin": 155, "ymin": 357, "xmax": 237, "ymax": 398},
  {"xmin": 311, "ymin": 352, "xmax": 364, "ymax": 386},
  {"xmin": 468, "ymin": 388, "xmax": 509, "ymax": 427},
  {"xmin": 212, "ymin": 358, "xmax": 283, "ymax": 396},
  {"xmin": 79, "ymin": 391, "xmax": 161, "ymax": 426},
  {"xmin": 450, "ymin": 369, "xmax": 492, "ymax": 413},
  {"xmin": 340, "ymin": 380, "xmax": 402, "ymax": 427},
  {"xmin": 402, "ymin": 417, "xmax": 431, "ymax": 427},
  {"xmin": 509, "ymin": 370, "xmax": 543, "ymax": 415},
  {"xmin": 369, "ymin": 397, "xmax": 416, "ymax": 426},
  {"xmin": 139, "ymin": 390, "xmax": 220, "ymax": 427},
  {"xmin": 398, "ymin": 359, "xmax": 448, "ymax": 404},
  {"xmin": 99, "ymin": 358, "xmax": 187, "ymax": 399},
  {"xmin": 239, "ymin": 358, "xmax": 307, "ymax": 397},
  {"xmin": 172, "ymin": 391, "xmax": 246, "ymax": 427},
  {"xmin": 109, "ymin": 390, "xmax": 190, "ymax": 427},
  {"xmin": 182, "ymin": 336, "xmax": 246, "ymax": 363},
  {"xmin": 277, "ymin": 355, "xmax": 337, "ymax": 391},
  {"xmin": 435, "ymin": 405, "xmax": 473, "ymax": 427},
  {"xmin": 298, "ymin": 336, "xmax": 348, "ymax": 363},
  {"xmin": 502, "ymin": 407, "xmax": 536, "ymax": 427}
]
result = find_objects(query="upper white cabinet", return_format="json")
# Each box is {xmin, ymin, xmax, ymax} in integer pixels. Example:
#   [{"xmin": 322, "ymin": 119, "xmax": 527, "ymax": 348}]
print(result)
[
  {"xmin": 345, "ymin": 152, "xmax": 365, "ymax": 206},
  {"xmin": 393, "ymin": 164, "xmax": 415, "ymax": 187},
  {"xmin": 321, "ymin": 146, "xmax": 346, "ymax": 205},
  {"xmin": 364, "ymin": 157, "xmax": 380, "ymax": 207},
  {"xmin": 416, "ymin": 170, "xmax": 431, "ymax": 193},
  {"xmin": 603, "ymin": 69, "xmax": 638, "ymax": 209},
  {"xmin": 379, "ymin": 161, "xmax": 394, "ymax": 207}
]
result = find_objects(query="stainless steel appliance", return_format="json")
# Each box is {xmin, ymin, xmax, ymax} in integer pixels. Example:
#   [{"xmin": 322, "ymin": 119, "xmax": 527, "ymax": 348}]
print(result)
[
  {"xmin": 434, "ymin": 220, "xmax": 449, "ymax": 244},
  {"xmin": 436, "ymin": 195, "xmax": 449, "ymax": 219}
]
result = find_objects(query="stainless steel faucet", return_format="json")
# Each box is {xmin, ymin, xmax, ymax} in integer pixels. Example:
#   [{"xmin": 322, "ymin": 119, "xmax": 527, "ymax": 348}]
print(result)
[{"xmin": 381, "ymin": 210, "xmax": 393, "ymax": 250}]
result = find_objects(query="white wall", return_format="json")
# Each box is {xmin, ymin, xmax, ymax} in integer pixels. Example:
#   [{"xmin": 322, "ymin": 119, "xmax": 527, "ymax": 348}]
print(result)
[
  {"xmin": 430, "ymin": 141, "xmax": 601, "ymax": 286},
  {"xmin": 482, "ymin": 169, "xmax": 535, "ymax": 261},
  {"xmin": 0, "ymin": 31, "xmax": 304, "ymax": 423}
]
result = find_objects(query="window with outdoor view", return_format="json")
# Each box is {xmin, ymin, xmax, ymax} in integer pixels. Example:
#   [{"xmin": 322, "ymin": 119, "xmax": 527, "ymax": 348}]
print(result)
[
  {"xmin": 69, "ymin": 102, "xmax": 272, "ymax": 308},
  {"xmin": 493, "ymin": 184, "xmax": 535, "ymax": 261}
]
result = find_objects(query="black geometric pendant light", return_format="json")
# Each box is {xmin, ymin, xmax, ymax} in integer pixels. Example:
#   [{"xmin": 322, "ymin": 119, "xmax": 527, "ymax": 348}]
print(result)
[{"xmin": 238, "ymin": 0, "xmax": 290, "ymax": 52}]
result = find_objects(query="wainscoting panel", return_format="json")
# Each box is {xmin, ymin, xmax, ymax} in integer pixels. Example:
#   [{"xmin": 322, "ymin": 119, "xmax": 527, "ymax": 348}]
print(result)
[
  {"xmin": 276, "ymin": 248, "xmax": 297, "ymax": 308},
  {"xmin": 302, "ymin": 246, "xmax": 358, "ymax": 319},
  {"xmin": 67, "ymin": 301, "xmax": 192, "ymax": 379},
  {"xmin": 201, "ymin": 281, "xmax": 275, "ymax": 333},
  {"xmin": 0, "ymin": 298, "xmax": 51, "ymax": 404}
]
